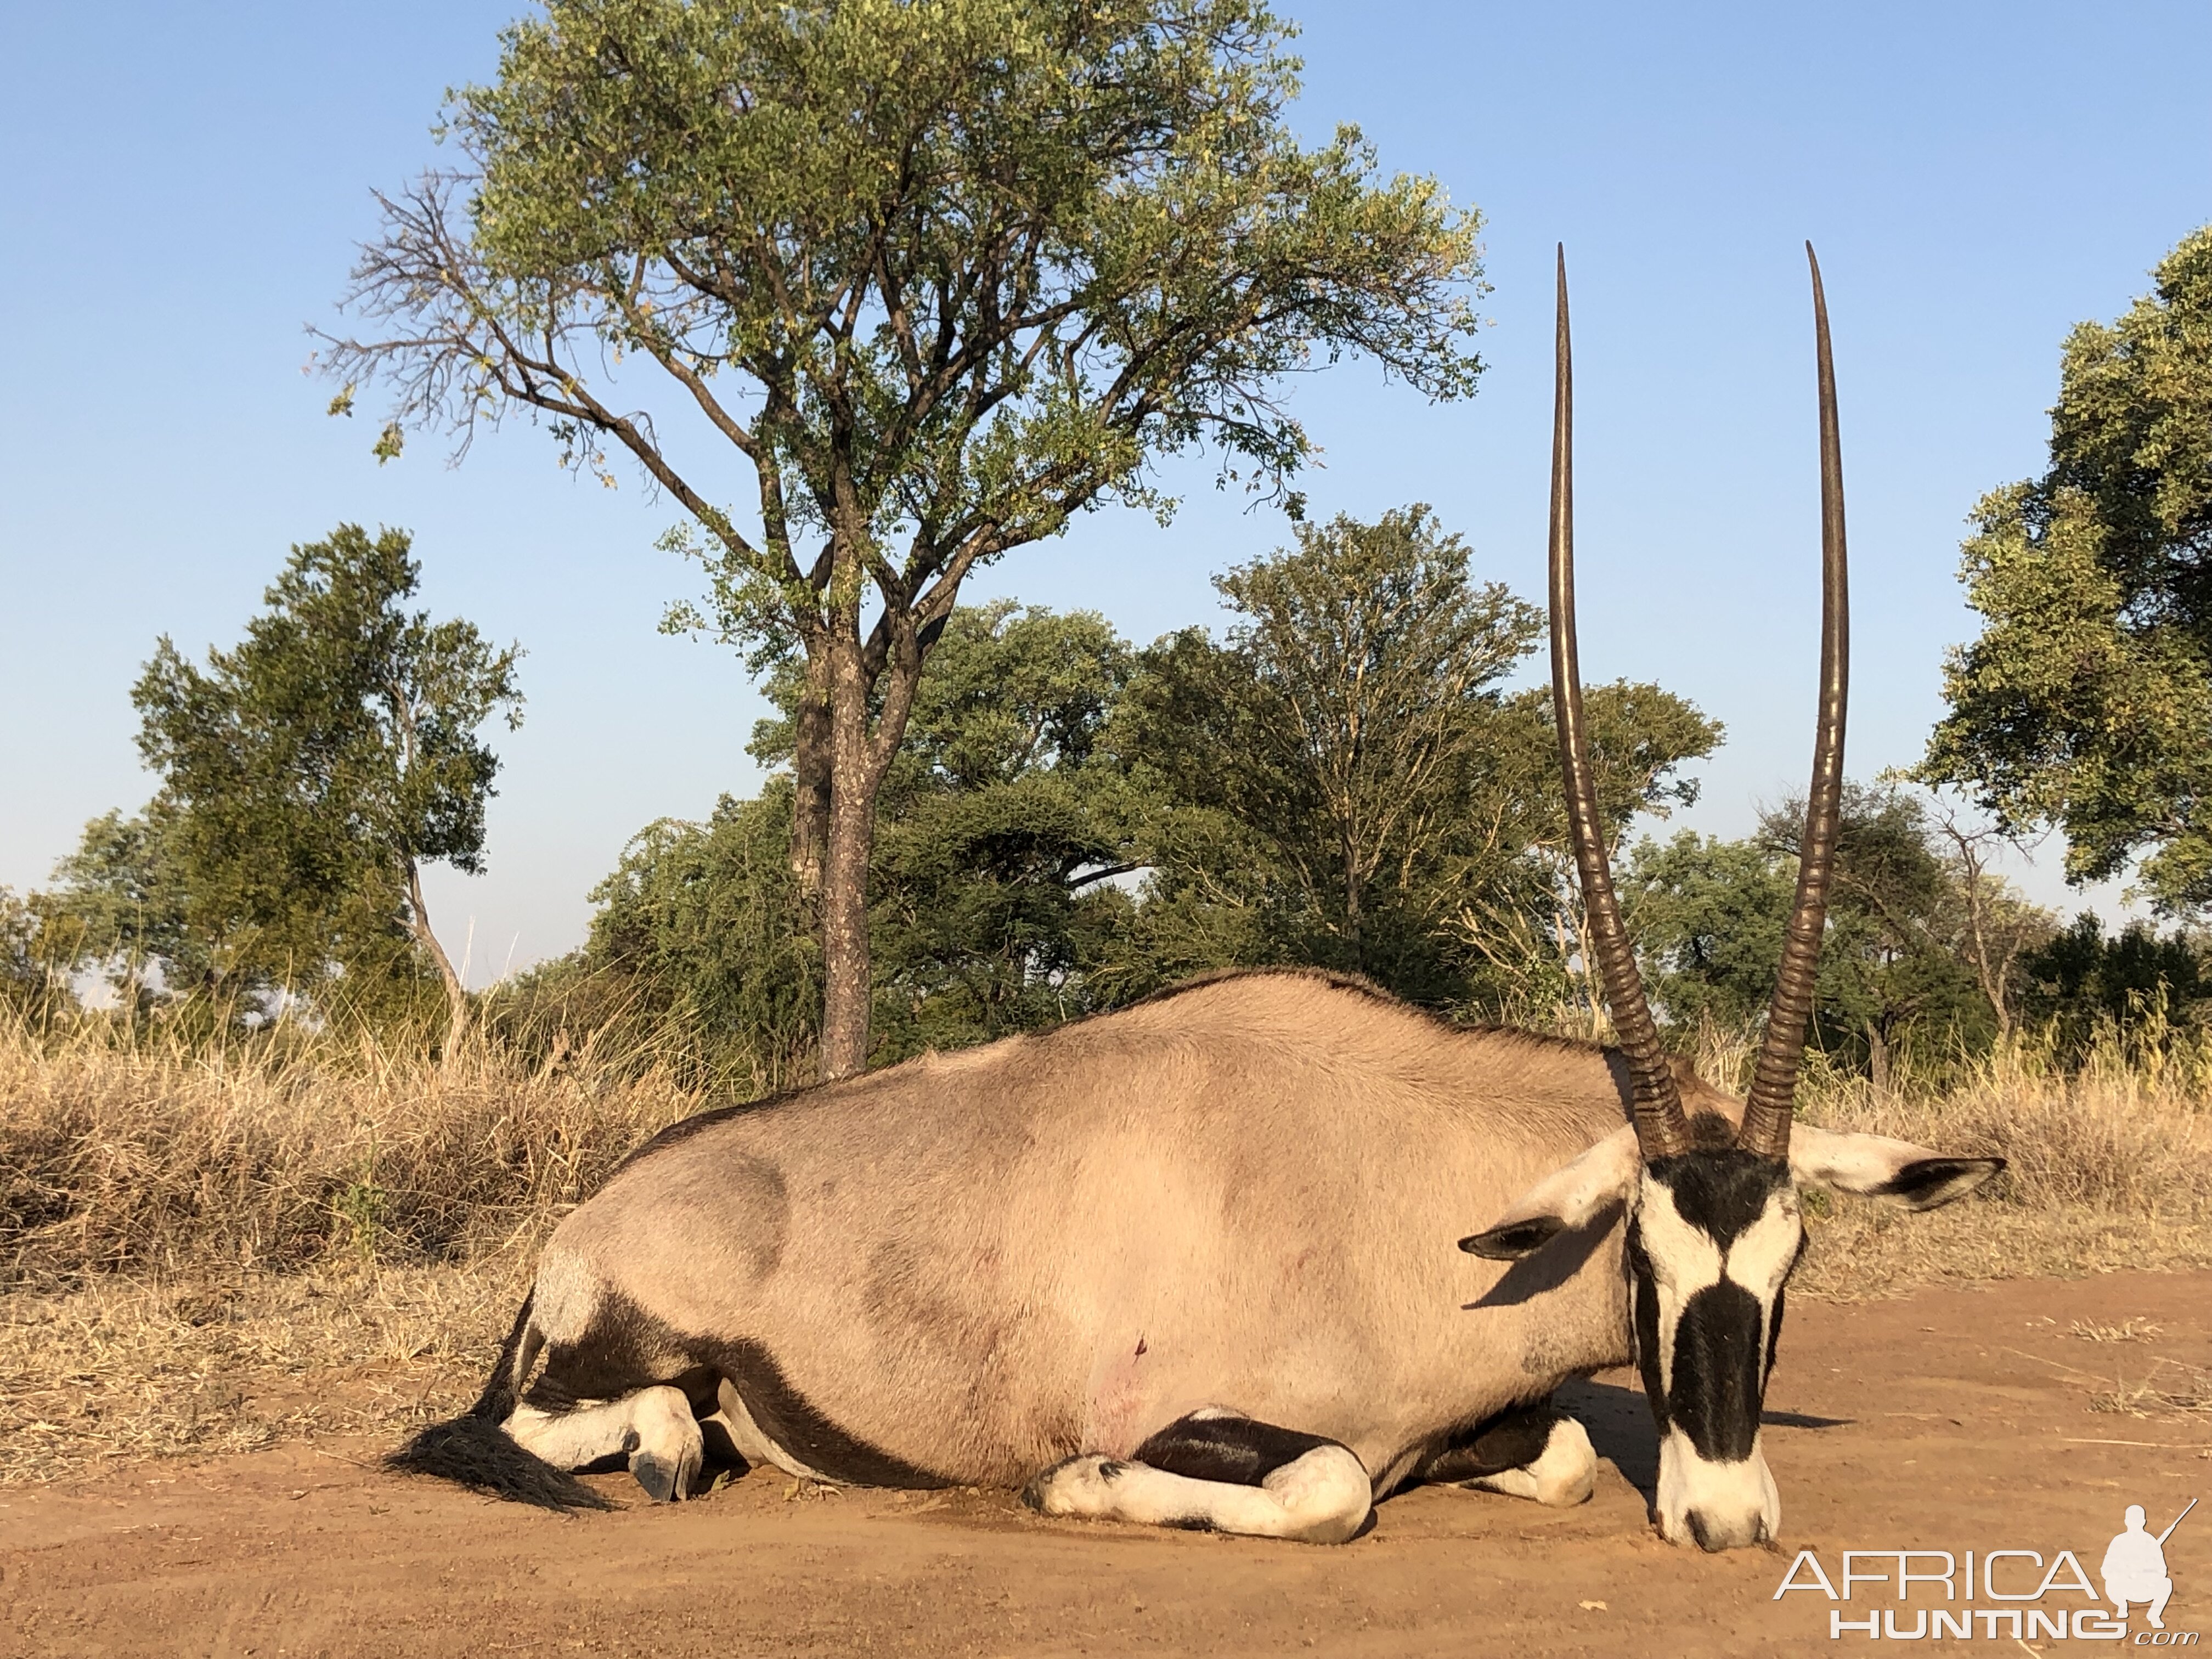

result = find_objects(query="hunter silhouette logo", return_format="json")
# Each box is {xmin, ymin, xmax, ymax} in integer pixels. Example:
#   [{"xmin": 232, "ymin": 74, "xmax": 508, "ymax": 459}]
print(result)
[
  {"xmin": 1773, "ymin": 1497, "xmax": 2200, "ymax": 1641},
  {"xmin": 2106, "ymin": 1500, "xmax": 2193, "ymax": 1631}
]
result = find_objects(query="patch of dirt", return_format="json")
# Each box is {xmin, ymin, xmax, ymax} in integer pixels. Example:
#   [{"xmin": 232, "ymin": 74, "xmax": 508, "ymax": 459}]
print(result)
[{"xmin": 4, "ymin": 1272, "xmax": 2208, "ymax": 1658}]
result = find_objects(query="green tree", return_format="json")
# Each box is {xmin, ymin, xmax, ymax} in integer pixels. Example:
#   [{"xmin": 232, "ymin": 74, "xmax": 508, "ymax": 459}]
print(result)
[
  {"xmin": 1920, "ymin": 227, "xmax": 2212, "ymax": 914},
  {"xmin": 0, "ymin": 888, "xmax": 74, "ymax": 1026},
  {"xmin": 1620, "ymin": 832, "xmax": 1792, "ymax": 1031},
  {"xmin": 580, "ymin": 601, "xmax": 1139, "ymax": 1071},
  {"xmin": 2018, "ymin": 911, "xmax": 2207, "ymax": 1054},
  {"xmin": 1112, "ymin": 509, "xmax": 1721, "ymax": 1010},
  {"xmin": 323, "ymin": 0, "xmax": 1485, "ymax": 1078},
  {"xmin": 579, "ymin": 784, "xmax": 821, "ymax": 1090},
  {"xmin": 41, "ymin": 809, "xmax": 198, "ymax": 1009},
  {"xmin": 1628, "ymin": 786, "xmax": 2050, "ymax": 1084},
  {"xmin": 52, "ymin": 526, "xmax": 524, "ymax": 1045},
  {"xmin": 857, "ymin": 604, "xmax": 1143, "ymax": 1051}
]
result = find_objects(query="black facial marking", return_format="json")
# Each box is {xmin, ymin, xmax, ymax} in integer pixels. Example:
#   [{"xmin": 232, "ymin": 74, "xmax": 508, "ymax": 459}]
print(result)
[
  {"xmin": 1626, "ymin": 1147, "xmax": 1806, "ymax": 1455},
  {"xmin": 1667, "ymin": 1280, "xmax": 1766, "ymax": 1462},
  {"xmin": 1417, "ymin": 1401, "xmax": 1567, "ymax": 1486},
  {"xmin": 1132, "ymin": 1414, "xmax": 1339, "ymax": 1488},
  {"xmin": 1766, "ymin": 1233, "xmax": 1807, "ymax": 1383},
  {"xmin": 1627, "ymin": 1228, "xmax": 1668, "ymax": 1434},
  {"xmin": 1644, "ymin": 1147, "xmax": 1793, "ymax": 1247}
]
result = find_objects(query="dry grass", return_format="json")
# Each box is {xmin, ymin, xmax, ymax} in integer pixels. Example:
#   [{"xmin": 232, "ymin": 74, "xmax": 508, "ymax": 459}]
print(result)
[
  {"xmin": 1785, "ymin": 1039, "xmax": 2212, "ymax": 1299},
  {"xmin": 0, "ymin": 1020, "xmax": 702, "ymax": 1286},
  {"xmin": 3, "ymin": 1010, "xmax": 2210, "ymax": 1484},
  {"xmin": 0, "ymin": 1017, "xmax": 701, "ymax": 1484},
  {"xmin": 0, "ymin": 1265, "xmax": 515, "ymax": 1483}
]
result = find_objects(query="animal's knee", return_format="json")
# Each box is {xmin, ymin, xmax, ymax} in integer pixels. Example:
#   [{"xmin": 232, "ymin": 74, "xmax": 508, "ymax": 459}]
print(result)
[
  {"xmin": 1262, "ymin": 1444, "xmax": 1373, "ymax": 1544},
  {"xmin": 629, "ymin": 1385, "xmax": 704, "ymax": 1503},
  {"xmin": 1449, "ymin": 1410, "xmax": 1596, "ymax": 1508},
  {"xmin": 1020, "ymin": 1453, "xmax": 1126, "ymax": 1520},
  {"xmin": 1524, "ymin": 1415, "xmax": 1595, "ymax": 1506}
]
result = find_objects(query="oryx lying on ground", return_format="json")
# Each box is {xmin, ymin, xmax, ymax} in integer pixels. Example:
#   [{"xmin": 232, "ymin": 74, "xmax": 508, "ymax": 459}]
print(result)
[{"xmin": 393, "ymin": 247, "xmax": 2002, "ymax": 1551}]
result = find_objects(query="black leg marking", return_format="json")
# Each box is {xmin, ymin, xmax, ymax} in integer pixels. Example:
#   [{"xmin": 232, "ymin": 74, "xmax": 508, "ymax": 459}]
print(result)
[
  {"xmin": 1417, "ymin": 1402, "xmax": 1568, "ymax": 1486},
  {"xmin": 707, "ymin": 1338, "xmax": 948, "ymax": 1489},
  {"xmin": 520, "ymin": 1290, "xmax": 946, "ymax": 1491},
  {"xmin": 522, "ymin": 1289, "xmax": 694, "ymax": 1415},
  {"xmin": 1131, "ymin": 1413, "xmax": 1341, "ymax": 1487},
  {"xmin": 1025, "ymin": 1414, "xmax": 1373, "ymax": 1542}
]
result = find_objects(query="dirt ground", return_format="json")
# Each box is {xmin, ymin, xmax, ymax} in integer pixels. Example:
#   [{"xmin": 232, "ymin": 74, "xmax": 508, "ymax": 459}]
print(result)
[{"xmin": 3, "ymin": 1271, "xmax": 2208, "ymax": 1659}]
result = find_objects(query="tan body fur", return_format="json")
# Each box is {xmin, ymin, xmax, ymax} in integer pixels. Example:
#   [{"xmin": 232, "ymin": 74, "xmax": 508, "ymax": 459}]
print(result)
[{"xmin": 530, "ymin": 971, "xmax": 1706, "ymax": 1493}]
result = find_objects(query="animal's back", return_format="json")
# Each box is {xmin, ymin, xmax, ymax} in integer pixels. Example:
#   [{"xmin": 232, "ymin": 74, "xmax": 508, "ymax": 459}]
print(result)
[{"xmin": 534, "ymin": 971, "xmax": 1635, "ymax": 1483}]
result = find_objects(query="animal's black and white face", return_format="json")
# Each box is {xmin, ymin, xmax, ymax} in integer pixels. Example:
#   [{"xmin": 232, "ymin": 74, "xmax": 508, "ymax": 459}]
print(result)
[
  {"xmin": 1465, "ymin": 1115, "xmax": 2002, "ymax": 1551},
  {"xmin": 1627, "ymin": 1138, "xmax": 1801, "ymax": 1550}
]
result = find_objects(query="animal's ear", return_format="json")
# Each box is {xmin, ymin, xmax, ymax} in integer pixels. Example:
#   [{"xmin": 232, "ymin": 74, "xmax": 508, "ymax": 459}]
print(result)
[
  {"xmin": 1787, "ymin": 1125, "xmax": 2005, "ymax": 1212},
  {"xmin": 1460, "ymin": 1126, "xmax": 1639, "ymax": 1260}
]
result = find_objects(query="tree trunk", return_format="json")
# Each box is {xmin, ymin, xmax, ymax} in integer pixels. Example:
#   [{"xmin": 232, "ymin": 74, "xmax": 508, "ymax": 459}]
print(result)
[
  {"xmin": 789, "ymin": 646, "xmax": 832, "ymax": 901},
  {"xmin": 1340, "ymin": 831, "xmax": 1364, "ymax": 971},
  {"xmin": 405, "ymin": 857, "xmax": 471, "ymax": 1059},
  {"xmin": 1864, "ymin": 1018, "xmax": 1891, "ymax": 1095},
  {"xmin": 817, "ymin": 626, "xmax": 877, "ymax": 1080}
]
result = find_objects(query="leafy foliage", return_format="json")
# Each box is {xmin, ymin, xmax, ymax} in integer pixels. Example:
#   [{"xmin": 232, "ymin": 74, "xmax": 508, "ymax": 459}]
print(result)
[
  {"xmin": 572, "ymin": 783, "xmax": 821, "ymax": 1091},
  {"xmin": 0, "ymin": 889, "xmax": 72, "ymax": 1025},
  {"xmin": 563, "ymin": 603, "xmax": 1141, "ymax": 1074},
  {"xmin": 323, "ymin": 0, "xmax": 1488, "ymax": 1073},
  {"xmin": 567, "ymin": 510, "xmax": 1724, "ymax": 1065},
  {"xmin": 2019, "ymin": 911, "xmax": 2207, "ymax": 1053},
  {"xmin": 42, "ymin": 527, "xmax": 523, "ymax": 1033},
  {"xmin": 1109, "ymin": 509, "xmax": 1720, "ymax": 1011},
  {"xmin": 1921, "ymin": 227, "xmax": 2212, "ymax": 913},
  {"xmin": 1628, "ymin": 786, "xmax": 2058, "ymax": 1082}
]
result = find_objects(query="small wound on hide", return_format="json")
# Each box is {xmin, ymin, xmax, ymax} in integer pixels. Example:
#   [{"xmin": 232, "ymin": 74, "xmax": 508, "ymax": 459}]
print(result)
[{"xmin": 1135, "ymin": 1335, "xmax": 1148, "ymax": 1357}]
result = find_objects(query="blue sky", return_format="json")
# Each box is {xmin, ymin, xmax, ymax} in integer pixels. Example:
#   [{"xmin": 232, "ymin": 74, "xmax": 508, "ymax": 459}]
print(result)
[{"xmin": 3, "ymin": 2, "xmax": 2206, "ymax": 983}]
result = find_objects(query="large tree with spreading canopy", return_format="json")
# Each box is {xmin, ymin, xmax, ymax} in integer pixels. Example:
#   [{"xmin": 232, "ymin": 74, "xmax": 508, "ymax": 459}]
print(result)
[{"xmin": 321, "ymin": 0, "xmax": 1486, "ymax": 1076}]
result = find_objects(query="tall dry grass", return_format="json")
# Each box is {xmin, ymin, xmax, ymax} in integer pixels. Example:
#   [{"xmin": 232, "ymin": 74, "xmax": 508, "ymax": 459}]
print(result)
[
  {"xmin": 0, "ymin": 1014, "xmax": 711, "ymax": 1482},
  {"xmin": 0, "ymin": 1017, "xmax": 705, "ymax": 1289},
  {"xmin": 3, "ymin": 1003, "xmax": 2210, "ymax": 1482}
]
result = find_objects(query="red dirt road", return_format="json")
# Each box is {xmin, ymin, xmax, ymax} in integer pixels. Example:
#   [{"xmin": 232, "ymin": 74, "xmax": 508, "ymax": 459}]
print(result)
[{"xmin": 4, "ymin": 1271, "xmax": 2208, "ymax": 1658}]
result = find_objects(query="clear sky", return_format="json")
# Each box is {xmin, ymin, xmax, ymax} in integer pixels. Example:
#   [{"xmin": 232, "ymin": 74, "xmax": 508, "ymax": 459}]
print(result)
[{"xmin": 3, "ymin": 2, "xmax": 2206, "ymax": 983}]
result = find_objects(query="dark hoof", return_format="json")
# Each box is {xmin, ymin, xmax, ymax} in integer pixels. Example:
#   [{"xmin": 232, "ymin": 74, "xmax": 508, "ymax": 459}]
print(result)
[
  {"xmin": 1021, "ymin": 1453, "xmax": 1119, "ymax": 1511},
  {"xmin": 1019, "ymin": 1459, "xmax": 1073, "ymax": 1511},
  {"xmin": 632, "ymin": 1452, "xmax": 685, "ymax": 1503}
]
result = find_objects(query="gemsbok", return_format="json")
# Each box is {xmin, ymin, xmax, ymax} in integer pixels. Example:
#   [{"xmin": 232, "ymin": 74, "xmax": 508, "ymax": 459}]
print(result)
[{"xmin": 393, "ymin": 246, "xmax": 2003, "ymax": 1551}]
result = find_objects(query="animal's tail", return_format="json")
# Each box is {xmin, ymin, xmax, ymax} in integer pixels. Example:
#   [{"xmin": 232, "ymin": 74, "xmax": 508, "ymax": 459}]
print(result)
[{"xmin": 385, "ymin": 1290, "xmax": 614, "ymax": 1513}]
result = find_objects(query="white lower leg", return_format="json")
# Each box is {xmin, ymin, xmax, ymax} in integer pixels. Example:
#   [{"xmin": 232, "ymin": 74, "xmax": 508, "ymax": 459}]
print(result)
[
  {"xmin": 1460, "ymin": 1417, "xmax": 1596, "ymax": 1507},
  {"xmin": 1029, "ymin": 1444, "xmax": 1372, "ymax": 1544},
  {"xmin": 506, "ymin": 1384, "xmax": 704, "ymax": 1502}
]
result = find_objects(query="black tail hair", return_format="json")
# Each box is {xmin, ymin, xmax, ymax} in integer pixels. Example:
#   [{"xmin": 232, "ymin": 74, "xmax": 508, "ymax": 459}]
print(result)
[{"xmin": 385, "ymin": 1291, "xmax": 614, "ymax": 1513}]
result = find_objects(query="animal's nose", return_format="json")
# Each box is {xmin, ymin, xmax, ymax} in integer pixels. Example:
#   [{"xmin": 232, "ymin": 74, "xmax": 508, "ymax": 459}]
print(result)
[{"xmin": 1684, "ymin": 1506, "xmax": 1770, "ymax": 1553}]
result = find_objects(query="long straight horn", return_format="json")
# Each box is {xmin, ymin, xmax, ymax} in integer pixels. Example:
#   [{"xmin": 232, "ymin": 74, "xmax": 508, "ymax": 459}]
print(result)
[
  {"xmin": 1550, "ymin": 246, "xmax": 1690, "ymax": 1162},
  {"xmin": 1739, "ymin": 244, "xmax": 1851, "ymax": 1161}
]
